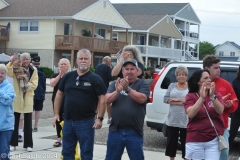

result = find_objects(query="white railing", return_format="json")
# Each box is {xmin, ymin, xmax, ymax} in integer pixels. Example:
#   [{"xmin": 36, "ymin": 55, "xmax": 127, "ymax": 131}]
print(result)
[
  {"xmin": 185, "ymin": 51, "xmax": 198, "ymax": 60},
  {"xmin": 135, "ymin": 45, "xmax": 182, "ymax": 60}
]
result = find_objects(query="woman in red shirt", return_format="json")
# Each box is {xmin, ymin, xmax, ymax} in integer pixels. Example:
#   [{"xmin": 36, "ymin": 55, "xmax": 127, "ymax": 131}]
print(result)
[{"xmin": 184, "ymin": 69, "xmax": 225, "ymax": 160}]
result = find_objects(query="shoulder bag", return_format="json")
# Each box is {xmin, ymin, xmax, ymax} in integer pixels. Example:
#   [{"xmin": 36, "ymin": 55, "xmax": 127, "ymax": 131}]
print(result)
[{"xmin": 196, "ymin": 93, "xmax": 228, "ymax": 151}]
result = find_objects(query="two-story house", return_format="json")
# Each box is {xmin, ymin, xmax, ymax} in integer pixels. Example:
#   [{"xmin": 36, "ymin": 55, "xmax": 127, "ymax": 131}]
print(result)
[
  {"xmin": 113, "ymin": 3, "xmax": 201, "ymax": 67},
  {"xmin": 215, "ymin": 41, "xmax": 240, "ymax": 61},
  {"xmin": 0, "ymin": 0, "xmax": 131, "ymax": 69}
]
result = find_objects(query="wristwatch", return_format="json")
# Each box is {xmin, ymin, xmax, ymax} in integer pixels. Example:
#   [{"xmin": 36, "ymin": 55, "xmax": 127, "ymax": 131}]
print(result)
[
  {"xmin": 126, "ymin": 87, "xmax": 131, "ymax": 94},
  {"xmin": 210, "ymin": 95, "xmax": 216, "ymax": 101},
  {"xmin": 98, "ymin": 117, "xmax": 103, "ymax": 121}
]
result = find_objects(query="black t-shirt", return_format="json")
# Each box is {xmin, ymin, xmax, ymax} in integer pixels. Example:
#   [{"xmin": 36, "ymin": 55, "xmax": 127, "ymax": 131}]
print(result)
[
  {"xmin": 58, "ymin": 70, "xmax": 107, "ymax": 121},
  {"xmin": 107, "ymin": 79, "xmax": 150, "ymax": 136},
  {"xmin": 51, "ymin": 73, "xmax": 61, "ymax": 102},
  {"xmin": 117, "ymin": 61, "xmax": 144, "ymax": 79},
  {"xmin": 95, "ymin": 64, "xmax": 112, "ymax": 88}
]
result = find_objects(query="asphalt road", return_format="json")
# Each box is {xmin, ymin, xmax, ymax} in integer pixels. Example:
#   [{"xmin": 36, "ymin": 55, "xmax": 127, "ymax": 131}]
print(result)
[{"xmin": 40, "ymin": 93, "xmax": 240, "ymax": 159}]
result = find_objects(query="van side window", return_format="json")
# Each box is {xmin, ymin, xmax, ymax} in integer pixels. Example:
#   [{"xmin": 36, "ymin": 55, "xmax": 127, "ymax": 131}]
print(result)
[
  {"xmin": 220, "ymin": 68, "xmax": 238, "ymax": 84},
  {"xmin": 161, "ymin": 67, "xmax": 201, "ymax": 89}
]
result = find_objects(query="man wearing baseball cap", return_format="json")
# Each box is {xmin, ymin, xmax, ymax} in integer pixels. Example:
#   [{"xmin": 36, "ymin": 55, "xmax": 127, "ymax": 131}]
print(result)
[{"xmin": 105, "ymin": 58, "xmax": 150, "ymax": 160}]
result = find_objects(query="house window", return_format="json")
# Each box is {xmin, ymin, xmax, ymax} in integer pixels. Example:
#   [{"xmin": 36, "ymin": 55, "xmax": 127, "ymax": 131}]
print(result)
[
  {"xmin": 19, "ymin": 21, "xmax": 39, "ymax": 32},
  {"xmin": 112, "ymin": 32, "xmax": 118, "ymax": 40},
  {"xmin": 98, "ymin": 29, "xmax": 105, "ymax": 38},
  {"xmin": 230, "ymin": 52, "xmax": 235, "ymax": 56},
  {"xmin": 166, "ymin": 17, "xmax": 169, "ymax": 23},
  {"xmin": 219, "ymin": 51, "xmax": 224, "ymax": 56}
]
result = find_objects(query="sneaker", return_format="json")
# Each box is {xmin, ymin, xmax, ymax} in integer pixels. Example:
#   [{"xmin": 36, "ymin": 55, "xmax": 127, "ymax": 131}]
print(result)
[
  {"xmin": 32, "ymin": 128, "xmax": 38, "ymax": 132},
  {"xmin": 26, "ymin": 147, "xmax": 32, "ymax": 152},
  {"xmin": 18, "ymin": 135, "xmax": 23, "ymax": 142},
  {"xmin": 107, "ymin": 118, "xmax": 112, "ymax": 124},
  {"xmin": 10, "ymin": 146, "xmax": 16, "ymax": 151}
]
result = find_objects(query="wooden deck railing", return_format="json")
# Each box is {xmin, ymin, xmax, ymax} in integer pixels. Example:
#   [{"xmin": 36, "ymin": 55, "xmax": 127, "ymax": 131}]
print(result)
[
  {"xmin": 55, "ymin": 35, "xmax": 128, "ymax": 53},
  {"xmin": 0, "ymin": 25, "xmax": 10, "ymax": 41}
]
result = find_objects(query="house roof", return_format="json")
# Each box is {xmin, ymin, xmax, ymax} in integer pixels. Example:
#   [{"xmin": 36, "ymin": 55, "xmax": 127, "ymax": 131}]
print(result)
[
  {"xmin": 0, "ymin": 0, "xmax": 98, "ymax": 17},
  {"xmin": 229, "ymin": 41, "xmax": 240, "ymax": 50},
  {"xmin": 119, "ymin": 14, "xmax": 166, "ymax": 30},
  {"xmin": 219, "ymin": 56, "xmax": 239, "ymax": 62},
  {"xmin": 215, "ymin": 41, "xmax": 240, "ymax": 51},
  {"xmin": 113, "ymin": 3, "xmax": 188, "ymax": 16}
]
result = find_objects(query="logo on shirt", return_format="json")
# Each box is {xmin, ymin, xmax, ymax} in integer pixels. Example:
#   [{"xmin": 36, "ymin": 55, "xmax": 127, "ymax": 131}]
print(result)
[
  {"xmin": 83, "ymin": 82, "xmax": 91, "ymax": 86},
  {"xmin": 120, "ymin": 90, "xmax": 128, "ymax": 96},
  {"xmin": 208, "ymin": 101, "xmax": 214, "ymax": 108},
  {"xmin": 218, "ymin": 87, "xmax": 226, "ymax": 92}
]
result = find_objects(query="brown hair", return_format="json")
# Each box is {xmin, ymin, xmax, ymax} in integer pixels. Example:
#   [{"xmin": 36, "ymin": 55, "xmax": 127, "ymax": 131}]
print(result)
[{"xmin": 202, "ymin": 55, "xmax": 221, "ymax": 68}]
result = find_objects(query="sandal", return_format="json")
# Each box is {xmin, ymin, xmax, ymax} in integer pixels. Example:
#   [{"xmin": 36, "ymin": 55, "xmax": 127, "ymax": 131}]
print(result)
[{"xmin": 53, "ymin": 141, "xmax": 61, "ymax": 147}]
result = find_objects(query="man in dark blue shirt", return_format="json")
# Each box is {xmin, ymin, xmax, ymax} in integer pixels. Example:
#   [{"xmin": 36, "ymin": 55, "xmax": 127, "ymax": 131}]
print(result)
[
  {"xmin": 95, "ymin": 56, "xmax": 112, "ymax": 123},
  {"xmin": 53, "ymin": 49, "xmax": 106, "ymax": 160}
]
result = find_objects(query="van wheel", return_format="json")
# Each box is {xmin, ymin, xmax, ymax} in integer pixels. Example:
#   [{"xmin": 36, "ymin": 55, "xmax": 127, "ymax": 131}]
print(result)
[{"xmin": 144, "ymin": 79, "xmax": 153, "ymax": 85}]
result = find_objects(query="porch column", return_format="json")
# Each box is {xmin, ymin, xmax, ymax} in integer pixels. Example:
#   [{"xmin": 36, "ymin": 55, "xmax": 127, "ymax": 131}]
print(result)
[
  {"xmin": 171, "ymin": 37, "xmax": 174, "ymax": 49},
  {"xmin": 145, "ymin": 32, "xmax": 149, "ymax": 67},
  {"xmin": 158, "ymin": 57, "xmax": 160, "ymax": 66},
  {"xmin": 158, "ymin": 35, "xmax": 161, "ymax": 47},
  {"xmin": 110, "ymin": 26, "xmax": 113, "ymax": 53},
  {"xmin": 70, "ymin": 19, "xmax": 76, "ymax": 69},
  {"xmin": 92, "ymin": 23, "xmax": 95, "ymax": 65},
  {"xmin": 198, "ymin": 25, "xmax": 200, "ymax": 59},
  {"xmin": 126, "ymin": 28, "xmax": 128, "ymax": 43},
  {"xmin": 184, "ymin": 22, "xmax": 186, "ymax": 37}
]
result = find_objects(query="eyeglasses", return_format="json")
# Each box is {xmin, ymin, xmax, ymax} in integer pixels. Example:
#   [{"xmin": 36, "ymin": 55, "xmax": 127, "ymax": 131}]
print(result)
[{"xmin": 76, "ymin": 76, "xmax": 79, "ymax": 86}]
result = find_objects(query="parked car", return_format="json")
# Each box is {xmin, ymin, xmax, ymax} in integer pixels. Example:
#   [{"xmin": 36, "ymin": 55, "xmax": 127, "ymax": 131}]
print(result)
[{"xmin": 146, "ymin": 60, "xmax": 240, "ymax": 136}]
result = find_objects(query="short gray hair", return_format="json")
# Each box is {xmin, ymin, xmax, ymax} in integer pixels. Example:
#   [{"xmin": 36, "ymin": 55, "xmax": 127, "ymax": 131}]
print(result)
[
  {"xmin": 20, "ymin": 52, "xmax": 30, "ymax": 60},
  {"xmin": 77, "ymin": 49, "xmax": 91, "ymax": 59},
  {"xmin": 175, "ymin": 65, "xmax": 188, "ymax": 76},
  {"xmin": 58, "ymin": 58, "xmax": 71, "ymax": 72},
  {"xmin": 123, "ymin": 45, "xmax": 143, "ymax": 64},
  {"xmin": 0, "ymin": 64, "xmax": 7, "ymax": 74},
  {"xmin": 103, "ymin": 56, "xmax": 111, "ymax": 62}
]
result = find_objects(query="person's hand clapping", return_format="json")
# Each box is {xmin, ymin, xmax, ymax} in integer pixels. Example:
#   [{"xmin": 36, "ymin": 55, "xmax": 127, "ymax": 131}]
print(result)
[
  {"xmin": 199, "ymin": 82, "xmax": 207, "ymax": 99},
  {"xmin": 115, "ymin": 78, "xmax": 123, "ymax": 93},
  {"xmin": 209, "ymin": 82, "xmax": 215, "ymax": 97},
  {"xmin": 120, "ymin": 76, "xmax": 129, "ymax": 91}
]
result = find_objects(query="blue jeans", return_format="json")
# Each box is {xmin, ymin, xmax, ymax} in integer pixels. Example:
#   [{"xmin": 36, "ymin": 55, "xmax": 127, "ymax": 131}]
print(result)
[
  {"xmin": 105, "ymin": 130, "xmax": 144, "ymax": 160},
  {"xmin": 219, "ymin": 129, "xmax": 229, "ymax": 160},
  {"xmin": 0, "ymin": 130, "xmax": 13, "ymax": 160},
  {"xmin": 62, "ymin": 117, "xmax": 95, "ymax": 160}
]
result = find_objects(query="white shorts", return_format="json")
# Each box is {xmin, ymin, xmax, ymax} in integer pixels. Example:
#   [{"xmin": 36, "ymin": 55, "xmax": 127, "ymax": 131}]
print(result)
[{"xmin": 185, "ymin": 137, "xmax": 220, "ymax": 160}]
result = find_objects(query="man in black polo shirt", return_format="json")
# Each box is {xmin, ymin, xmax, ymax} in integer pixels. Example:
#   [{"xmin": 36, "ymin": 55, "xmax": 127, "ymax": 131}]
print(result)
[
  {"xmin": 105, "ymin": 58, "xmax": 150, "ymax": 160},
  {"xmin": 53, "ymin": 49, "xmax": 107, "ymax": 160}
]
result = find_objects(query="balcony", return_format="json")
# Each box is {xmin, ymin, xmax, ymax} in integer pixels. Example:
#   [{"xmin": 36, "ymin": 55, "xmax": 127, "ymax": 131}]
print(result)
[
  {"xmin": 55, "ymin": 35, "xmax": 128, "ymax": 53},
  {"xmin": 0, "ymin": 25, "xmax": 10, "ymax": 41},
  {"xmin": 135, "ymin": 45, "xmax": 182, "ymax": 60}
]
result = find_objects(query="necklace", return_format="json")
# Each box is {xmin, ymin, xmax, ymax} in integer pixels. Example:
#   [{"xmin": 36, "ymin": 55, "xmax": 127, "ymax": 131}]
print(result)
[{"xmin": 177, "ymin": 82, "xmax": 187, "ymax": 89}]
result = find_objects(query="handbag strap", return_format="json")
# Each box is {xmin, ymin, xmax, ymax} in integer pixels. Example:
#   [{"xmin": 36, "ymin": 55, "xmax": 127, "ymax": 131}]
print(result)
[{"xmin": 195, "ymin": 93, "xmax": 219, "ymax": 137}]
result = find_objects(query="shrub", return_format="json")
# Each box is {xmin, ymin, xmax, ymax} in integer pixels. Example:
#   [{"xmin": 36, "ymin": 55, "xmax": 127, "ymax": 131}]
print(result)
[
  {"xmin": 40, "ymin": 67, "xmax": 54, "ymax": 78},
  {"xmin": 90, "ymin": 66, "xmax": 95, "ymax": 73}
]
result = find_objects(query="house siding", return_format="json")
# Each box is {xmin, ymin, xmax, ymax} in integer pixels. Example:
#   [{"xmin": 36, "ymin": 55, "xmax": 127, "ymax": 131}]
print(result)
[
  {"xmin": 175, "ymin": 5, "xmax": 201, "ymax": 23},
  {"xmin": 74, "ymin": 0, "xmax": 128, "ymax": 27},
  {"xmin": 2, "ymin": 20, "xmax": 55, "ymax": 49},
  {"xmin": 216, "ymin": 44, "xmax": 240, "ymax": 57},
  {"xmin": 3, "ymin": 48, "xmax": 53, "ymax": 69},
  {"xmin": 149, "ymin": 17, "xmax": 182, "ymax": 39},
  {"xmin": 0, "ymin": 1, "xmax": 7, "ymax": 10}
]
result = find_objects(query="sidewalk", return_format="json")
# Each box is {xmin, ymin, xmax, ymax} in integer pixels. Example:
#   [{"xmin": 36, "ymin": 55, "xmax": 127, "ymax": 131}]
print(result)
[{"xmin": 9, "ymin": 118, "xmax": 183, "ymax": 160}]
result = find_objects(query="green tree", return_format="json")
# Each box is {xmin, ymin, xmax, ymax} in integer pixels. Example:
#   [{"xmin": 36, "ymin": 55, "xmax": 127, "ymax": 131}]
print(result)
[{"xmin": 195, "ymin": 41, "xmax": 216, "ymax": 60}]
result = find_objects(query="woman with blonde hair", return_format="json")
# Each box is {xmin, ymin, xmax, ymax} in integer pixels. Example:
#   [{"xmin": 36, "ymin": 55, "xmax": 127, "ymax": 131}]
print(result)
[{"xmin": 50, "ymin": 58, "xmax": 71, "ymax": 147}]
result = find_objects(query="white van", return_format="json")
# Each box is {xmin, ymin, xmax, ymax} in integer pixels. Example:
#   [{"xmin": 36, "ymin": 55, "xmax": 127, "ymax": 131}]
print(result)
[{"xmin": 146, "ymin": 61, "xmax": 240, "ymax": 136}]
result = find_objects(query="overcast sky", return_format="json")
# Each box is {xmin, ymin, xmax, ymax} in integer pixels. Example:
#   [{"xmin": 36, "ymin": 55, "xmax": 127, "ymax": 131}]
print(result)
[{"xmin": 110, "ymin": 0, "xmax": 240, "ymax": 46}]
